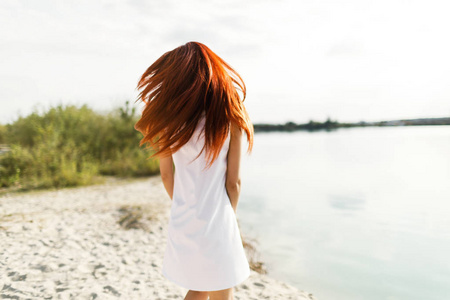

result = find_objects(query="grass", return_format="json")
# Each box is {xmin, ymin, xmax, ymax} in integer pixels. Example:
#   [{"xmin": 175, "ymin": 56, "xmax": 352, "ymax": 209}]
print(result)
[
  {"xmin": 0, "ymin": 101, "xmax": 159, "ymax": 191},
  {"xmin": 117, "ymin": 205, "xmax": 148, "ymax": 231},
  {"xmin": 239, "ymin": 219, "xmax": 268, "ymax": 274}
]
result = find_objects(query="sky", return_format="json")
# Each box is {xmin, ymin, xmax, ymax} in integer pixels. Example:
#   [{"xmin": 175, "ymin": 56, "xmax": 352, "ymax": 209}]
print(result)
[{"xmin": 1, "ymin": 0, "xmax": 450, "ymax": 124}]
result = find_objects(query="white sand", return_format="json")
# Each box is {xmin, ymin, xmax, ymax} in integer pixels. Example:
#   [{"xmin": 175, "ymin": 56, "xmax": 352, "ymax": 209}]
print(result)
[{"xmin": 0, "ymin": 176, "xmax": 318, "ymax": 300}]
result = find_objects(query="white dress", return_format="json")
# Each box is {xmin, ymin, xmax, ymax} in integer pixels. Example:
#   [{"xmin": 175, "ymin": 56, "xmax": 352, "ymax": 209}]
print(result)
[{"xmin": 162, "ymin": 113, "xmax": 250, "ymax": 291}]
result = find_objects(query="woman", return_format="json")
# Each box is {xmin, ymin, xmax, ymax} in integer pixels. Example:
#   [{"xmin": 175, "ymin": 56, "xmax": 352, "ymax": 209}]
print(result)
[{"xmin": 134, "ymin": 41, "xmax": 254, "ymax": 300}]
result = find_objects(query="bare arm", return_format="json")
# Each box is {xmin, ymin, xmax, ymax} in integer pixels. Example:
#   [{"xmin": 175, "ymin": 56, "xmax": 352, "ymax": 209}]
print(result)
[
  {"xmin": 225, "ymin": 123, "xmax": 243, "ymax": 213},
  {"xmin": 160, "ymin": 154, "xmax": 174, "ymax": 200}
]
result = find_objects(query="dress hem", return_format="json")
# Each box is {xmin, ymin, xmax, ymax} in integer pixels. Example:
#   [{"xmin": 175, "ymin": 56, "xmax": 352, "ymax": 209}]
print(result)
[{"xmin": 161, "ymin": 266, "xmax": 251, "ymax": 292}]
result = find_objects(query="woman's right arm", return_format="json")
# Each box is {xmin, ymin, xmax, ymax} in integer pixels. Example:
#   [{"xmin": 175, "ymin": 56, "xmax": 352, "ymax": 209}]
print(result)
[
  {"xmin": 159, "ymin": 152, "xmax": 174, "ymax": 201},
  {"xmin": 225, "ymin": 123, "xmax": 243, "ymax": 213}
]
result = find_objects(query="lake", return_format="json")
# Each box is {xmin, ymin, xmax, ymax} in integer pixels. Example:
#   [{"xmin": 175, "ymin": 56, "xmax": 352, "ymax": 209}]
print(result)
[{"xmin": 238, "ymin": 125, "xmax": 450, "ymax": 300}]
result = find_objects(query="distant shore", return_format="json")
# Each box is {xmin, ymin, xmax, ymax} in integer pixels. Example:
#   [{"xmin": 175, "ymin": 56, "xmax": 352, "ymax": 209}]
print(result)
[
  {"xmin": 0, "ymin": 176, "xmax": 318, "ymax": 299},
  {"xmin": 253, "ymin": 116, "xmax": 450, "ymax": 133}
]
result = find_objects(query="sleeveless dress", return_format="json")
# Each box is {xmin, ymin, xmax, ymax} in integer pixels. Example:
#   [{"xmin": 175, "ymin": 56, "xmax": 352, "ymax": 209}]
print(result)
[{"xmin": 162, "ymin": 113, "xmax": 251, "ymax": 291}]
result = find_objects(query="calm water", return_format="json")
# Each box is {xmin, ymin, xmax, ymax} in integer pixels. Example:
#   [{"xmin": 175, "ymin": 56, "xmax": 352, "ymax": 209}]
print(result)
[{"xmin": 238, "ymin": 126, "xmax": 450, "ymax": 300}]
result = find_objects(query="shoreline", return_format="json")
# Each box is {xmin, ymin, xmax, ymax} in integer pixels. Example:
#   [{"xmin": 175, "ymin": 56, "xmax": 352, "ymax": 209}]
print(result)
[{"xmin": 0, "ymin": 176, "xmax": 317, "ymax": 299}]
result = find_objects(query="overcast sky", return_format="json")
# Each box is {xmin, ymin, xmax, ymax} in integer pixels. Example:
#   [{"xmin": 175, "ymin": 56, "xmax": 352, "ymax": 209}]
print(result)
[{"xmin": 1, "ymin": 0, "xmax": 450, "ymax": 124}]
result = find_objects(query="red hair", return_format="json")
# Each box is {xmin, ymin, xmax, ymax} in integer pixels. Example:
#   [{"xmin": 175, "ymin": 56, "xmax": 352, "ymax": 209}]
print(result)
[{"xmin": 134, "ymin": 41, "xmax": 254, "ymax": 169}]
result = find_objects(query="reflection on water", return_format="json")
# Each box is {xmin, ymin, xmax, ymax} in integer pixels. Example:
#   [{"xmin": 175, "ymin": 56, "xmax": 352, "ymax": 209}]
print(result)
[
  {"xmin": 328, "ymin": 195, "xmax": 365, "ymax": 211},
  {"xmin": 239, "ymin": 126, "xmax": 450, "ymax": 300}
]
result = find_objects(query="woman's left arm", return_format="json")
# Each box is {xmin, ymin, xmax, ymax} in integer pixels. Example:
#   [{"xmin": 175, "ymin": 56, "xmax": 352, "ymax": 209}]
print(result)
[{"xmin": 159, "ymin": 155, "xmax": 174, "ymax": 200}]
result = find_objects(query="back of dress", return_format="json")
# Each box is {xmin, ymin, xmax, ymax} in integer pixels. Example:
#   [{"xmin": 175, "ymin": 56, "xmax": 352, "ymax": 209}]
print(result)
[{"xmin": 162, "ymin": 112, "xmax": 251, "ymax": 291}]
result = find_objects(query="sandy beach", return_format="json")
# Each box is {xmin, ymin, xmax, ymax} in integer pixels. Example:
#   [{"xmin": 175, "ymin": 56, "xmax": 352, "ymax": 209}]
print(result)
[{"xmin": 0, "ymin": 176, "xmax": 317, "ymax": 300}]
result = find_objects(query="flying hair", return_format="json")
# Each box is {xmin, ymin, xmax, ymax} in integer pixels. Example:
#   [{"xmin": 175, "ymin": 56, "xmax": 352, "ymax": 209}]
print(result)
[{"xmin": 134, "ymin": 41, "xmax": 254, "ymax": 170}]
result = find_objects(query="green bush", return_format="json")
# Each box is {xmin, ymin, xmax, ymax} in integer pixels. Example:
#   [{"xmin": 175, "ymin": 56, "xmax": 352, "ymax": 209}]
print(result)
[
  {"xmin": 0, "ymin": 101, "xmax": 160, "ymax": 190},
  {"xmin": 0, "ymin": 124, "xmax": 6, "ymax": 144}
]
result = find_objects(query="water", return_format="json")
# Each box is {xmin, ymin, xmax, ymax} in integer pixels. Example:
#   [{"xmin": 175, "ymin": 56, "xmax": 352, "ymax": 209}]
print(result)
[{"xmin": 238, "ymin": 125, "xmax": 450, "ymax": 300}]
